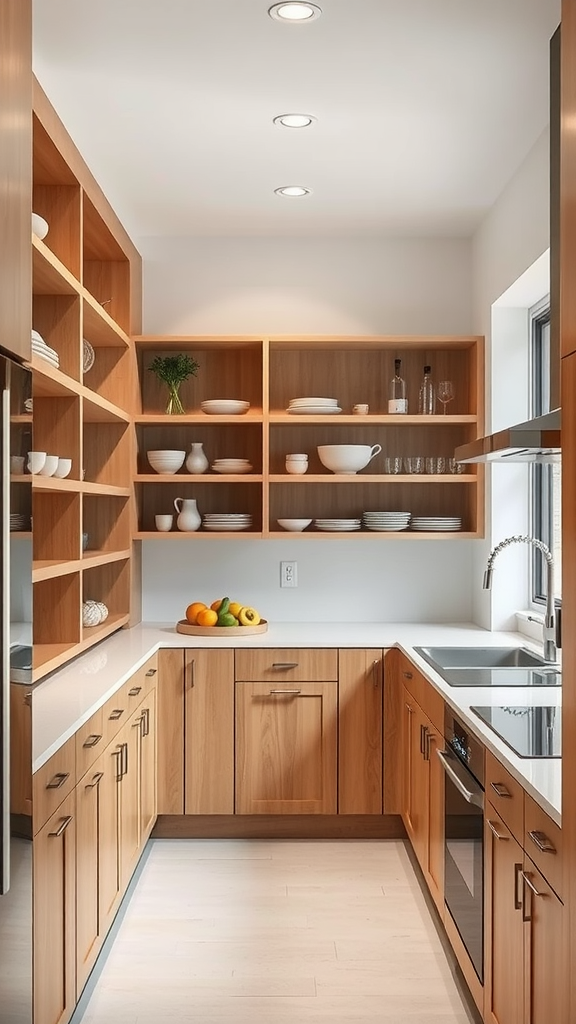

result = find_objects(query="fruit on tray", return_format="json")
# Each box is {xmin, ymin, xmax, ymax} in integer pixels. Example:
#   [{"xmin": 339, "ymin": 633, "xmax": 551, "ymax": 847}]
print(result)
[{"xmin": 185, "ymin": 597, "xmax": 262, "ymax": 627}]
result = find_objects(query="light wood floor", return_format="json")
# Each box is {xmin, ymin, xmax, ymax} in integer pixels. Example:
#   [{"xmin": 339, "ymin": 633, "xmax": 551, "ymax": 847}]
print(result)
[{"xmin": 78, "ymin": 839, "xmax": 477, "ymax": 1024}]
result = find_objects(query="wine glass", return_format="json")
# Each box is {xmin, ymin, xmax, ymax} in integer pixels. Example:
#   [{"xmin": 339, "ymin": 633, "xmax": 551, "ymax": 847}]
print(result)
[{"xmin": 437, "ymin": 380, "xmax": 455, "ymax": 415}]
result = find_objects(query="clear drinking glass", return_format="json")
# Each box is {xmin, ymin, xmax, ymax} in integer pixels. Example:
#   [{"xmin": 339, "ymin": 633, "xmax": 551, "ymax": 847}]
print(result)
[
  {"xmin": 449, "ymin": 458, "xmax": 464, "ymax": 474},
  {"xmin": 404, "ymin": 456, "xmax": 424, "ymax": 474},
  {"xmin": 437, "ymin": 380, "xmax": 455, "ymax": 414},
  {"xmin": 384, "ymin": 456, "xmax": 403, "ymax": 474}
]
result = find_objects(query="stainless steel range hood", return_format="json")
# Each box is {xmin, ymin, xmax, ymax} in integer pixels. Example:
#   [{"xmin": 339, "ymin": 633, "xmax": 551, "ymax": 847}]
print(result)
[{"xmin": 455, "ymin": 409, "xmax": 561, "ymax": 464}]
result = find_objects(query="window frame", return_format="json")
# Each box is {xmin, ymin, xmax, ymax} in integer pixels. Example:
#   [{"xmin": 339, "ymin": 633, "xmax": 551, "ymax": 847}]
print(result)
[{"xmin": 529, "ymin": 298, "xmax": 560, "ymax": 607}]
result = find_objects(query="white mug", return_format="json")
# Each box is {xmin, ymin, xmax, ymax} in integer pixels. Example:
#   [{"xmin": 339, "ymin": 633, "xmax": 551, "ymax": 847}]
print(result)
[
  {"xmin": 155, "ymin": 514, "xmax": 174, "ymax": 532},
  {"xmin": 27, "ymin": 451, "xmax": 47, "ymax": 474}
]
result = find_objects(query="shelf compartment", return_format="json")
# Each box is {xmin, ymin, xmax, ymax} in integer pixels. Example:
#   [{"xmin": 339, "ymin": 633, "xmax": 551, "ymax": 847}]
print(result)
[
  {"xmin": 81, "ymin": 559, "xmax": 131, "ymax": 640},
  {"xmin": 83, "ymin": 194, "xmax": 131, "ymax": 334},
  {"xmin": 136, "ymin": 481, "xmax": 262, "ymax": 534},
  {"xmin": 136, "ymin": 338, "xmax": 263, "ymax": 415},
  {"xmin": 83, "ymin": 494, "xmax": 131, "ymax": 554},
  {"xmin": 268, "ymin": 338, "xmax": 482, "ymax": 417},
  {"xmin": 78, "ymin": 612, "xmax": 131, "ymax": 651},
  {"xmin": 33, "ymin": 490, "xmax": 80, "ymax": 562},
  {"xmin": 82, "ymin": 291, "xmax": 130, "ymax": 349},
  {"xmin": 33, "ymin": 294, "xmax": 81, "ymax": 382},
  {"xmin": 82, "ymin": 343, "xmax": 135, "ymax": 411},
  {"xmin": 136, "ymin": 421, "xmax": 263, "ymax": 475},
  {"xmin": 33, "ymin": 573, "xmax": 81, "ymax": 650},
  {"xmin": 33, "ymin": 394, "xmax": 81, "ymax": 481},
  {"xmin": 83, "ymin": 420, "xmax": 131, "ymax": 486},
  {"xmin": 32, "ymin": 643, "xmax": 80, "ymax": 682},
  {"xmin": 82, "ymin": 388, "xmax": 131, "ymax": 424},
  {"xmin": 32, "ymin": 238, "xmax": 80, "ymax": 297},
  {"xmin": 31, "ymin": 358, "xmax": 81, "ymax": 399}
]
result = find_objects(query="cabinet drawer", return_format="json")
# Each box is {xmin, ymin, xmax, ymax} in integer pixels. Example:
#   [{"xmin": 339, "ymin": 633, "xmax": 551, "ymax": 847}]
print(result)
[
  {"xmin": 235, "ymin": 648, "xmax": 338, "ymax": 682},
  {"xmin": 125, "ymin": 653, "xmax": 159, "ymax": 705},
  {"xmin": 33, "ymin": 735, "xmax": 76, "ymax": 834},
  {"xmin": 397, "ymin": 652, "xmax": 444, "ymax": 732},
  {"xmin": 486, "ymin": 751, "xmax": 524, "ymax": 842},
  {"xmin": 524, "ymin": 793, "xmax": 563, "ymax": 900},
  {"xmin": 76, "ymin": 707, "xmax": 106, "ymax": 781}
]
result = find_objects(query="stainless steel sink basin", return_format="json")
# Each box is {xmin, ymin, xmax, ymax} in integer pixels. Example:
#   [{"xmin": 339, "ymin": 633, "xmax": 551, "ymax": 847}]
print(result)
[{"xmin": 415, "ymin": 645, "xmax": 552, "ymax": 671}]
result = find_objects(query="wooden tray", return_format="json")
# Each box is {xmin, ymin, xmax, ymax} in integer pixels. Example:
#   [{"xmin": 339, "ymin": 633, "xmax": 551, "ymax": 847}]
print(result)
[{"xmin": 176, "ymin": 618, "xmax": 268, "ymax": 637}]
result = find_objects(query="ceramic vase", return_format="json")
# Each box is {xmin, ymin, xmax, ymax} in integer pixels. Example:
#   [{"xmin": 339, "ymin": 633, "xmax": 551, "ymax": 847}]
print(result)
[{"xmin": 186, "ymin": 442, "xmax": 209, "ymax": 474}]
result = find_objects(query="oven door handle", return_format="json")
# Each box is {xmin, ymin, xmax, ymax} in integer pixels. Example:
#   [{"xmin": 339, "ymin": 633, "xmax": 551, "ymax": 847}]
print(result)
[{"xmin": 436, "ymin": 749, "xmax": 484, "ymax": 809}]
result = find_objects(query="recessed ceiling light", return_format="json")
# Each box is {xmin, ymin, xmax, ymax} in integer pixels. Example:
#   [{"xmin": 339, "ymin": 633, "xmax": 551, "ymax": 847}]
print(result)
[
  {"xmin": 274, "ymin": 185, "xmax": 312, "ymax": 197},
  {"xmin": 273, "ymin": 113, "xmax": 316, "ymax": 129},
  {"xmin": 268, "ymin": 3, "xmax": 322, "ymax": 22}
]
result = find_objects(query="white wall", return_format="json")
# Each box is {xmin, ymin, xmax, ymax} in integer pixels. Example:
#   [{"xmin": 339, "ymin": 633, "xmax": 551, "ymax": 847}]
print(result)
[{"xmin": 138, "ymin": 236, "xmax": 477, "ymax": 623}]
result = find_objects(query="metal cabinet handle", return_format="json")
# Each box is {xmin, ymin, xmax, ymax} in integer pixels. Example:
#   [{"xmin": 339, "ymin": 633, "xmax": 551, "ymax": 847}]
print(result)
[
  {"xmin": 48, "ymin": 815, "xmax": 73, "ymax": 838},
  {"xmin": 46, "ymin": 772, "xmax": 69, "ymax": 790},
  {"xmin": 113, "ymin": 746, "xmax": 123, "ymax": 782},
  {"xmin": 128, "ymin": 686, "xmax": 142, "ymax": 697},
  {"xmin": 522, "ymin": 870, "xmax": 547, "ymax": 899},
  {"xmin": 272, "ymin": 662, "xmax": 298, "ymax": 669},
  {"xmin": 514, "ymin": 862, "xmax": 523, "ymax": 911},
  {"xmin": 420, "ymin": 723, "xmax": 427, "ymax": 755},
  {"xmin": 189, "ymin": 658, "xmax": 195, "ymax": 689},
  {"xmin": 424, "ymin": 731, "xmax": 435, "ymax": 762},
  {"xmin": 528, "ymin": 830, "xmax": 556, "ymax": 854},
  {"xmin": 490, "ymin": 781, "xmax": 512, "ymax": 798},
  {"xmin": 487, "ymin": 819, "xmax": 510, "ymax": 841},
  {"xmin": 85, "ymin": 772, "xmax": 104, "ymax": 790},
  {"xmin": 145, "ymin": 668, "xmax": 157, "ymax": 677},
  {"xmin": 139, "ymin": 707, "xmax": 150, "ymax": 737},
  {"xmin": 267, "ymin": 689, "xmax": 301, "ymax": 695},
  {"xmin": 82, "ymin": 733, "xmax": 102, "ymax": 749},
  {"xmin": 402, "ymin": 671, "xmax": 413, "ymax": 679},
  {"xmin": 108, "ymin": 708, "xmax": 124, "ymax": 721},
  {"xmin": 371, "ymin": 660, "xmax": 380, "ymax": 688},
  {"xmin": 122, "ymin": 741, "xmax": 128, "ymax": 777}
]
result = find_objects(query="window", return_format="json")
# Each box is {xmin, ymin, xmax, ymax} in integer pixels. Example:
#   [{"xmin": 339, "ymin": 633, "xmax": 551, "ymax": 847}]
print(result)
[{"xmin": 530, "ymin": 300, "xmax": 561, "ymax": 604}]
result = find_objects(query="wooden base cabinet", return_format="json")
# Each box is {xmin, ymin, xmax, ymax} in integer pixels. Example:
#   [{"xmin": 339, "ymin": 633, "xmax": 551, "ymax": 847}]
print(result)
[
  {"xmin": 401, "ymin": 687, "xmax": 443, "ymax": 912},
  {"xmin": 337, "ymin": 649, "xmax": 383, "ymax": 814},
  {"xmin": 184, "ymin": 650, "xmax": 234, "ymax": 814}
]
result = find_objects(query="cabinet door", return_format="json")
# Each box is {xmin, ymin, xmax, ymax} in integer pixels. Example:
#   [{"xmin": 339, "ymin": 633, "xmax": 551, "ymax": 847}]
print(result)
[
  {"xmin": 402, "ymin": 690, "xmax": 428, "ymax": 863},
  {"xmin": 99, "ymin": 743, "xmax": 122, "ymax": 935},
  {"xmin": 425, "ymin": 725, "xmax": 444, "ymax": 912},
  {"xmin": 156, "ymin": 648, "xmax": 185, "ymax": 814},
  {"xmin": 139, "ymin": 689, "xmax": 157, "ymax": 840},
  {"xmin": 184, "ymin": 650, "xmax": 234, "ymax": 814},
  {"xmin": 337, "ymin": 649, "xmax": 383, "ymax": 814},
  {"xmin": 235, "ymin": 681, "xmax": 337, "ymax": 814},
  {"xmin": 33, "ymin": 790, "xmax": 76, "ymax": 1024},
  {"xmin": 118, "ymin": 715, "xmax": 141, "ymax": 887},
  {"xmin": 75, "ymin": 761, "xmax": 102, "ymax": 994},
  {"xmin": 485, "ymin": 810, "xmax": 524, "ymax": 1024},
  {"xmin": 523, "ymin": 857, "xmax": 566, "ymax": 1024}
]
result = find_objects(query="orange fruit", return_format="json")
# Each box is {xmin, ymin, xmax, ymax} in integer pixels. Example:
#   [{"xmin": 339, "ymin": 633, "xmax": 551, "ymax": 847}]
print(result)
[
  {"xmin": 196, "ymin": 608, "xmax": 218, "ymax": 627},
  {"xmin": 186, "ymin": 601, "xmax": 207, "ymax": 624},
  {"xmin": 210, "ymin": 598, "xmax": 223, "ymax": 612}
]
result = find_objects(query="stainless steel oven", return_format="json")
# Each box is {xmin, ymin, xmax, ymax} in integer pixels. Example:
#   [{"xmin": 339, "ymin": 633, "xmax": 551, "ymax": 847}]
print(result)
[{"xmin": 437, "ymin": 708, "xmax": 485, "ymax": 984}]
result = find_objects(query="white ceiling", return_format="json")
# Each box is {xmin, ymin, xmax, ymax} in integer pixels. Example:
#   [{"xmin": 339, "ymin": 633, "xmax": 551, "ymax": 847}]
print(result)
[{"xmin": 32, "ymin": 0, "xmax": 560, "ymax": 241}]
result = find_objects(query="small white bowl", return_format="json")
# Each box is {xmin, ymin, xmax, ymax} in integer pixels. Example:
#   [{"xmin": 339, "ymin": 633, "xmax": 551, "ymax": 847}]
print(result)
[
  {"xmin": 53, "ymin": 458, "xmax": 72, "ymax": 479},
  {"xmin": 32, "ymin": 213, "xmax": 49, "ymax": 240},
  {"xmin": 147, "ymin": 450, "xmax": 186, "ymax": 474},
  {"xmin": 277, "ymin": 518, "xmax": 312, "ymax": 532},
  {"xmin": 27, "ymin": 451, "xmax": 46, "ymax": 474},
  {"xmin": 201, "ymin": 400, "xmax": 250, "ymax": 415},
  {"xmin": 37, "ymin": 454, "xmax": 59, "ymax": 477}
]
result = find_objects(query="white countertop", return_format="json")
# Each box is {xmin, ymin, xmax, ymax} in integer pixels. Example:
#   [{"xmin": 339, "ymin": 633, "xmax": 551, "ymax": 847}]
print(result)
[{"xmin": 26, "ymin": 620, "xmax": 562, "ymax": 824}]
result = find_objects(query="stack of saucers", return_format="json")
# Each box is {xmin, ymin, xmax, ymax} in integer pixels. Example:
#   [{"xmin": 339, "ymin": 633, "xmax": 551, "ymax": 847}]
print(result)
[
  {"xmin": 202, "ymin": 513, "xmax": 252, "ymax": 532},
  {"xmin": 211, "ymin": 458, "xmax": 253, "ymax": 474},
  {"xmin": 32, "ymin": 330, "xmax": 59, "ymax": 369},
  {"xmin": 314, "ymin": 518, "xmax": 361, "ymax": 532},
  {"xmin": 10, "ymin": 514, "xmax": 29, "ymax": 532},
  {"xmin": 411, "ymin": 516, "xmax": 462, "ymax": 532},
  {"xmin": 287, "ymin": 397, "xmax": 342, "ymax": 415},
  {"xmin": 362, "ymin": 511, "xmax": 411, "ymax": 532}
]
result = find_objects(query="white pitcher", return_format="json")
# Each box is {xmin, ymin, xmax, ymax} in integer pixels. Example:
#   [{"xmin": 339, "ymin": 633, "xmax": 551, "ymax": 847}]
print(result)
[
  {"xmin": 185, "ymin": 442, "xmax": 209, "ymax": 474},
  {"xmin": 174, "ymin": 497, "xmax": 201, "ymax": 531}
]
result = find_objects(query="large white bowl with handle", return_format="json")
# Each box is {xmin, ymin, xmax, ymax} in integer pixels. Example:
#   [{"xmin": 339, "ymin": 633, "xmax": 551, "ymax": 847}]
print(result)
[{"xmin": 317, "ymin": 444, "xmax": 382, "ymax": 475}]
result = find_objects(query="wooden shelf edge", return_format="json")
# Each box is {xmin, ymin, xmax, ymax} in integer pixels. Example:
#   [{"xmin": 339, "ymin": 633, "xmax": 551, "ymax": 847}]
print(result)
[
  {"xmin": 32, "ymin": 476, "xmax": 82, "ymax": 493},
  {"xmin": 82, "ymin": 289, "xmax": 130, "ymax": 348},
  {"xmin": 134, "ymin": 531, "xmax": 264, "ymax": 539},
  {"xmin": 32, "ymin": 236, "xmax": 80, "ymax": 296},
  {"xmin": 134, "ymin": 474, "xmax": 263, "ymax": 483},
  {"xmin": 81, "ymin": 482, "xmax": 131, "ymax": 497},
  {"xmin": 32, "ymin": 559, "xmax": 81, "ymax": 583},
  {"xmin": 30, "ymin": 358, "xmax": 82, "ymax": 398},
  {"xmin": 81, "ymin": 386, "xmax": 130, "ymax": 423},
  {"xmin": 32, "ymin": 642, "xmax": 80, "ymax": 682},
  {"xmin": 267, "ymin": 531, "xmax": 480, "ymax": 539},
  {"xmin": 133, "ymin": 413, "xmax": 263, "ymax": 424},
  {"xmin": 81, "ymin": 549, "xmax": 131, "ymax": 569},
  {"xmin": 268, "ymin": 474, "xmax": 477, "ymax": 484},
  {"xmin": 270, "ymin": 414, "xmax": 479, "ymax": 424},
  {"xmin": 80, "ymin": 614, "xmax": 130, "ymax": 647}
]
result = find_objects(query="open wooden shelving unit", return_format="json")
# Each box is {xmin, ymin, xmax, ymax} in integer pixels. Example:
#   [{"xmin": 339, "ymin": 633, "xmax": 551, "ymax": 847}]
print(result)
[
  {"xmin": 28, "ymin": 80, "xmax": 141, "ymax": 682},
  {"xmin": 132, "ymin": 335, "xmax": 485, "ymax": 540}
]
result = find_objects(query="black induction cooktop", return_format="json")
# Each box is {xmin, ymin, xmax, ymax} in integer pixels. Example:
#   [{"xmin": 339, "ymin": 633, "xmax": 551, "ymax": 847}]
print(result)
[{"xmin": 470, "ymin": 705, "xmax": 561, "ymax": 758}]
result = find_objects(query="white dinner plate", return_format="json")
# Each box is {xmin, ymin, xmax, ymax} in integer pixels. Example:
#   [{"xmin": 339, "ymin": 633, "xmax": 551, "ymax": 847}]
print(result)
[{"xmin": 287, "ymin": 406, "xmax": 342, "ymax": 415}]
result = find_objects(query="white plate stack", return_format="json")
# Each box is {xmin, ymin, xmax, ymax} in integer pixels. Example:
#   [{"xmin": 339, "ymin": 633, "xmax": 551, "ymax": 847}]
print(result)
[
  {"xmin": 32, "ymin": 330, "xmax": 59, "ymax": 369},
  {"xmin": 314, "ymin": 518, "xmax": 361, "ymax": 532},
  {"xmin": 287, "ymin": 397, "xmax": 342, "ymax": 415},
  {"xmin": 411, "ymin": 516, "xmax": 462, "ymax": 532},
  {"xmin": 362, "ymin": 511, "xmax": 411, "ymax": 532},
  {"xmin": 202, "ymin": 513, "xmax": 252, "ymax": 532},
  {"xmin": 211, "ymin": 459, "xmax": 253, "ymax": 474},
  {"xmin": 10, "ymin": 514, "xmax": 29, "ymax": 532}
]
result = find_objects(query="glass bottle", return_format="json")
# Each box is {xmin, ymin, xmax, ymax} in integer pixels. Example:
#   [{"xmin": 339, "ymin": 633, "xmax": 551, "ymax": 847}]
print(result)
[
  {"xmin": 418, "ymin": 364, "xmax": 436, "ymax": 415},
  {"xmin": 388, "ymin": 358, "xmax": 408, "ymax": 414}
]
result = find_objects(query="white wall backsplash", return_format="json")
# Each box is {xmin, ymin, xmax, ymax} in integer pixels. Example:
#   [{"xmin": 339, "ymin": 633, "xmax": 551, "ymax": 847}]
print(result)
[{"xmin": 141, "ymin": 538, "xmax": 475, "ymax": 624}]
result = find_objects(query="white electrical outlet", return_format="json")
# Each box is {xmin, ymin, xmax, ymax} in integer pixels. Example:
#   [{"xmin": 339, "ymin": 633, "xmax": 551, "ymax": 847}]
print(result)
[{"xmin": 280, "ymin": 560, "xmax": 297, "ymax": 588}]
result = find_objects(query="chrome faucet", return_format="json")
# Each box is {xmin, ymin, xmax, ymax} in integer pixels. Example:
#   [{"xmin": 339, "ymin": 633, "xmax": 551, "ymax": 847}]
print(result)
[{"xmin": 483, "ymin": 535, "xmax": 559, "ymax": 663}]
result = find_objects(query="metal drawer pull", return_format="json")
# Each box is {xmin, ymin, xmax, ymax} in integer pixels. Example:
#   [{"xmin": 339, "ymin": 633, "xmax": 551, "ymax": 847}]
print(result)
[
  {"xmin": 128, "ymin": 686, "xmax": 142, "ymax": 697},
  {"xmin": 420, "ymin": 723, "xmax": 427, "ymax": 755},
  {"xmin": 372, "ymin": 660, "xmax": 380, "ymax": 688},
  {"xmin": 189, "ymin": 658, "xmax": 195, "ymax": 689},
  {"xmin": 142, "ymin": 708, "xmax": 150, "ymax": 736},
  {"xmin": 85, "ymin": 772, "xmax": 104, "ymax": 790},
  {"xmin": 424, "ymin": 731, "xmax": 435, "ymax": 762},
  {"xmin": 487, "ymin": 819, "xmax": 509, "ymax": 841},
  {"xmin": 145, "ymin": 668, "xmax": 157, "ymax": 676},
  {"xmin": 48, "ymin": 815, "xmax": 73, "ymax": 838},
  {"xmin": 272, "ymin": 662, "xmax": 299, "ymax": 669},
  {"xmin": 122, "ymin": 741, "xmax": 128, "ymax": 777},
  {"xmin": 402, "ymin": 671, "xmax": 413, "ymax": 679},
  {"xmin": 522, "ymin": 871, "xmax": 547, "ymax": 898},
  {"xmin": 82, "ymin": 733, "xmax": 102, "ymax": 749},
  {"xmin": 108, "ymin": 709, "xmax": 124, "ymax": 721},
  {"xmin": 437, "ymin": 750, "xmax": 484, "ymax": 808},
  {"xmin": 514, "ymin": 862, "xmax": 523, "ymax": 910},
  {"xmin": 528, "ymin": 830, "xmax": 556, "ymax": 854},
  {"xmin": 490, "ymin": 782, "xmax": 512, "ymax": 798},
  {"xmin": 268, "ymin": 689, "xmax": 301, "ymax": 695},
  {"xmin": 46, "ymin": 772, "xmax": 69, "ymax": 790},
  {"xmin": 113, "ymin": 747, "xmax": 123, "ymax": 782}
]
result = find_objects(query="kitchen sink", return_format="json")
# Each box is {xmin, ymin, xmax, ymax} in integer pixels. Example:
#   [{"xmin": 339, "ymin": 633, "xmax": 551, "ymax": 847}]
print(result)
[{"xmin": 413, "ymin": 646, "xmax": 560, "ymax": 687}]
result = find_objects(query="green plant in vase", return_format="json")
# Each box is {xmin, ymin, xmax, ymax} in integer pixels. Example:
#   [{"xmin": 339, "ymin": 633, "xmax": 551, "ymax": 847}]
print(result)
[{"xmin": 148, "ymin": 353, "xmax": 199, "ymax": 415}]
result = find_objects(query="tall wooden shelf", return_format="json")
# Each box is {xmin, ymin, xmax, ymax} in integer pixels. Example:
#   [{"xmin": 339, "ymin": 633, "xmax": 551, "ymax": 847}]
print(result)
[
  {"xmin": 29, "ymin": 79, "xmax": 141, "ymax": 682},
  {"xmin": 132, "ymin": 335, "xmax": 484, "ymax": 539}
]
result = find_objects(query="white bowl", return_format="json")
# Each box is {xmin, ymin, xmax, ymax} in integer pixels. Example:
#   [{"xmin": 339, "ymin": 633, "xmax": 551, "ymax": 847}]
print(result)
[
  {"xmin": 32, "ymin": 213, "xmax": 49, "ymax": 240},
  {"xmin": 277, "ymin": 518, "xmax": 312, "ymax": 532},
  {"xmin": 201, "ymin": 400, "xmax": 250, "ymax": 415},
  {"xmin": 147, "ymin": 450, "xmax": 186, "ymax": 474},
  {"xmin": 53, "ymin": 458, "xmax": 72, "ymax": 479},
  {"xmin": 317, "ymin": 443, "xmax": 382, "ymax": 475},
  {"xmin": 37, "ymin": 454, "xmax": 59, "ymax": 477}
]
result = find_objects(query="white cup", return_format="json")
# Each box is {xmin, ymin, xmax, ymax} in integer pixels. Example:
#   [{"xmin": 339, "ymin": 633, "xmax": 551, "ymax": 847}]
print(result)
[
  {"xmin": 54, "ymin": 458, "xmax": 72, "ymax": 479},
  {"xmin": 155, "ymin": 514, "xmax": 174, "ymax": 532},
  {"xmin": 353, "ymin": 403, "xmax": 369, "ymax": 415},
  {"xmin": 286, "ymin": 454, "xmax": 308, "ymax": 475},
  {"xmin": 27, "ymin": 451, "xmax": 47, "ymax": 474},
  {"xmin": 37, "ymin": 455, "xmax": 59, "ymax": 477},
  {"xmin": 10, "ymin": 456, "xmax": 25, "ymax": 475}
]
